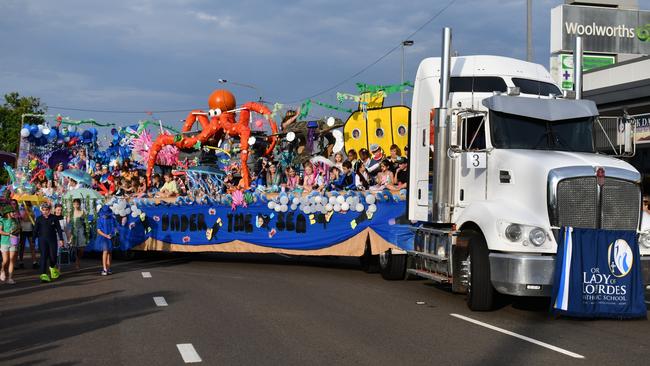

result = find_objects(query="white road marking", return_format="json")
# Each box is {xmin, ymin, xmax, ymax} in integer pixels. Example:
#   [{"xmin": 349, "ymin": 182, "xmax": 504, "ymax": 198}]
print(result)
[
  {"xmin": 450, "ymin": 313, "xmax": 585, "ymax": 359},
  {"xmin": 141, "ymin": 272, "xmax": 152, "ymax": 278},
  {"xmin": 177, "ymin": 343, "xmax": 202, "ymax": 363},
  {"xmin": 153, "ymin": 296, "xmax": 168, "ymax": 307}
]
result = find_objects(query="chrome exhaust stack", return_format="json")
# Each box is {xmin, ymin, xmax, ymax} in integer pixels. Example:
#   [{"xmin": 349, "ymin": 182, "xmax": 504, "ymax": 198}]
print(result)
[
  {"xmin": 431, "ymin": 27, "xmax": 452, "ymax": 223},
  {"xmin": 573, "ymin": 36, "xmax": 583, "ymax": 100}
]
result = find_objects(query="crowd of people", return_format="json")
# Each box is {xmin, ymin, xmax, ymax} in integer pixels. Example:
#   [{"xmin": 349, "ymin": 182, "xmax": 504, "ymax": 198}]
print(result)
[{"xmin": 0, "ymin": 197, "xmax": 120, "ymax": 284}]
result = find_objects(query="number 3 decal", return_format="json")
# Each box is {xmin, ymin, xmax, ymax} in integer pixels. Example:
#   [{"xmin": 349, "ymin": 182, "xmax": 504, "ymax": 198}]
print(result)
[{"xmin": 472, "ymin": 154, "xmax": 480, "ymax": 167}]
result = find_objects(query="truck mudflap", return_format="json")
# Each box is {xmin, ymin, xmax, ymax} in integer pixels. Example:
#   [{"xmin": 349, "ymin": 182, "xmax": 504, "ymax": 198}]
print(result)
[{"xmin": 489, "ymin": 253, "xmax": 650, "ymax": 297}]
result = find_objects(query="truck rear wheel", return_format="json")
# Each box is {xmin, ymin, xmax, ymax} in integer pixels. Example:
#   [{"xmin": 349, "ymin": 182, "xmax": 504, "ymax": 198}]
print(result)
[
  {"xmin": 379, "ymin": 249, "xmax": 406, "ymax": 280},
  {"xmin": 466, "ymin": 232, "xmax": 495, "ymax": 311}
]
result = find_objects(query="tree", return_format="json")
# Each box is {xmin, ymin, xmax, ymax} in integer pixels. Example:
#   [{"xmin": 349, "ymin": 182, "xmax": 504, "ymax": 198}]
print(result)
[{"xmin": 0, "ymin": 92, "xmax": 46, "ymax": 183}]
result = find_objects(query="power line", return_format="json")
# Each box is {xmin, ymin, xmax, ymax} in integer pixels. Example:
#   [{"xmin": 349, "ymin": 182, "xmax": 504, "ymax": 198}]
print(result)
[
  {"xmin": 279, "ymin": 0, "xmax": 458, "ymax": 104},
  {"xmin": 48, "ymin": 106, "xmax": 192, "ymax": 114}
]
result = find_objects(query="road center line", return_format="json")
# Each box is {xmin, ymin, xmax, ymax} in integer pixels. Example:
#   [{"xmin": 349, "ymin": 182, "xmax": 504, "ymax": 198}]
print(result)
[
  {"xmin": 153, "ymin": 296, "xmax": 168, "ymax": 307},
  {"xmin": 450, "ymin": 313, "xmax": 585, "ymax": 359},
  {"xmin": 177, "ymin": 343, "xmax": 202, "ymax": 363},
  {"xmin": 142, "ymin": 272, "xmax": 152, "ymax": 278}
]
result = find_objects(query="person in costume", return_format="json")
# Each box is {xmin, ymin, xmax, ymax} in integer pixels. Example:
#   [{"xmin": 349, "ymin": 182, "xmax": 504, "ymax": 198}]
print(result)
[
  {"xmin": 96, "ymin": 205, "xmax": 118, "ymax": 276},
  {"xmin": 69, "ymin": 199, "xmax": 87, "ymax": 270},
  {"xmin": 33, "ymin": 203, "xmax": 64, "ymax": 283}
]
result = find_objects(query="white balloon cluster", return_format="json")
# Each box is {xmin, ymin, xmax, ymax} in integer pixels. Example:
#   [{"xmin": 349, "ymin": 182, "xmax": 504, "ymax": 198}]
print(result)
[
  {"xmin": 110, "ymin": 199, "xmax": 131, "ymax": 217},
  {"xmin": 264, "ymin": 193, "xmax": 377, "ymax": 216}
]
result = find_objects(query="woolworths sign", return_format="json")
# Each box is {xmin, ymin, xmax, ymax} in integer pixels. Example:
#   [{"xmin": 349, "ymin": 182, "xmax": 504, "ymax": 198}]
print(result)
[{"xmin": 551, "ymin": 5, "xmax": 650, "ymax": 54}]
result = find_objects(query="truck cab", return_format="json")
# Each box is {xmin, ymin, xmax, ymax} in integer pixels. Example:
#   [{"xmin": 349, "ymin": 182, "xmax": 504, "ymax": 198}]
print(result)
[{"xmin": 391, "ymin": 51, "xmax": 650, "ymax": 311}]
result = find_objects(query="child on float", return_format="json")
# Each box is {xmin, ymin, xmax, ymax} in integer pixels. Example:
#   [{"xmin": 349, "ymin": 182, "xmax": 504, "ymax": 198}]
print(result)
[
  {"xmin": 96, "ymin": 205, "xmax": 118, "ymax": 276},
  {"xmin": 355, "ymin": 163, "xmax": 371, "ymax": 191},
  {"xmin": 283, "ymin": 166, "xmax": 300, "ymax": 192},
  {"xmin": 0, "ymin": 207, "xmax": 20, "ymax": 284},
  {"xmin": 302, "ymin": 163, "xmax": 317, "ymax": 193}
]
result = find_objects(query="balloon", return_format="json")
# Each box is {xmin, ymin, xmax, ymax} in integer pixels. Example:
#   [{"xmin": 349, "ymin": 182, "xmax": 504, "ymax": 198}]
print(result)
[
  {"xmin": 42, "ymin": 126, "xmax": 51, "ymax": 135},
  {"xmin": 368, "ymin": 204, "xmax": 377, "ymax": 213},
  {"xmin": 334, "ymin": 204, "xmax": 341, "ymax": 212},
  {"xmin": 328, "ymin": 196, "xmax": 337, "ymax": 205},
  {"xmin": 341, "ymin": 202, "xmax": 350, "ymax": 211},
  {"xmin": 268, "ymin": 201, "xmax": 276, "ymax": 210},
  {"xmin": 292, "ymin": 197, "xmax": 300, "ymax": 205},
  {"xmin": 336, "ymin": 195, "xmax": 345, "ymax": 205},
  {"xmin": 254, "ymin": 119, "xmax": 264, "ymax": 128},
  {"xmin": 29, "ymin": 125, "xmax": 39, "ymax": 135},
  {"xmin": 325, "ymin": 203, "xmax": 333, "ymax": 211},
  {"xmin": 279, "ymin": 196, "xmax": 289, "ymax": 205},
  {"xmin": 207, "ymin": 89, "xmax": 236, "ymax": 111},
  {"xmin": 290, "ymin": 204, "xmax": 298, "ymax": 211},
  {"xmin": 365, "ymin": 194, "xmax": 376, "ymax": 204},
  {"xmin": 20, "ymin": 128, "xmax": 30, "ymax": 138},
  {"xmin": 34, "ymin": 130, "xmax": 43, "ymax": 138},
  {"xmin": 280, "ymin": 204, "xmax": 288, "ymax": 213},
  {"xmin": 355, "ymin": 203, "xmax": 364, "ymax": 212},
  {"xmin": 314, "ymin": 196, "xmax": 322, "ymax": 204},
  {"xmin": 274, "ymin": 205, "xmax": 281, "ymax": 212}
]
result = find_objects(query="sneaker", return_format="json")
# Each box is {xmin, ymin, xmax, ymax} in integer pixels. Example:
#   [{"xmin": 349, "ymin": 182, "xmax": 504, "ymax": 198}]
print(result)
[
  {"xmin": 32, "ymin": 262, "xmax": 39, "ymax": 269},
  {"xmin": 49, "ymin": 267, "xmax": 60, "ymax": 280},
  {"xmin": 40, "ymin": 274, "xmax": 51, "ymax": 283},
  {"xmin": 6, "ymin": 278, "xmax": 15, "ymax": 285},
  {"xmin": 0, "ymin": 270, "xmax": 5, "ymax": 282},
  {"xmin": 100, "ymin": 270, "xmax": 108, "ymax": 276},
  {"xmin": 107, "ymin": 269, "xmax": 113, "ymax": 275}
]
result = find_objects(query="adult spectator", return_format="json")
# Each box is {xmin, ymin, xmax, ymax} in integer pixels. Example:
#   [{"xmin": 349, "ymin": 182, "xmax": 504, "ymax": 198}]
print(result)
[{"xmin": 388, "ymin": 157, "xmax": 408, "ymax": 191}]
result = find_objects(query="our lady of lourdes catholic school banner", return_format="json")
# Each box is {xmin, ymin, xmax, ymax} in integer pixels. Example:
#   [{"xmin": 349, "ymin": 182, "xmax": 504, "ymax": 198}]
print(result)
[{"xmin": 552, "ymin": 227, "xmax": 647, "ymax": 319}]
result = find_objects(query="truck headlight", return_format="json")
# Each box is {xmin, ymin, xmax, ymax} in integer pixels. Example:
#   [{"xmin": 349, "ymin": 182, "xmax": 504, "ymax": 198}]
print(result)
[
  {"xmin": 529, "ymin": 228, "xmax": 546, "ymax": 247},
  {"xmin": 505, "ymin": 224, "xmax": 522, "ymax": 241},
  {"xmin": 640, "ymin": 233, "xmax": 650, "ymax": 249}
]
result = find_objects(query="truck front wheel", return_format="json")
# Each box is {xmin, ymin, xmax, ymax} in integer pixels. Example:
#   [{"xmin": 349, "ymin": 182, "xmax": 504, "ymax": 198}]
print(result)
[
  {"xmin": 466, "ymin": 232, "xmax": 495, "ymax": 311},
  {"xmin": 379, "ymin": 249, "xmax": 406, "ymax": 280}
]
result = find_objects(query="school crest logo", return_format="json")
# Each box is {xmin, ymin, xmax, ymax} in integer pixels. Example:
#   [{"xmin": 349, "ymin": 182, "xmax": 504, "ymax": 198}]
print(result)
[{"xmin": 608, "ymin": 239, "xmax": 634, "ymax": 278}]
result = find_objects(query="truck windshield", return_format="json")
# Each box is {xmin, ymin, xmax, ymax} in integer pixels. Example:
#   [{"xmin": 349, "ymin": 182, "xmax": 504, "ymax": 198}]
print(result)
[{"xmin": 490, "ymin": 111, "xmax": 594, "ymax": 152}]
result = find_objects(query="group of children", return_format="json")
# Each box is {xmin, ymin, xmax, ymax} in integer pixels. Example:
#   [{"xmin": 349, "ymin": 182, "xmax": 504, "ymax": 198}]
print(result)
[
  {"xmin": 0, "ymin": 198, "xmax": 102, "ymax": 284},
  {"xmin": 248, "ymin": 144, "xmax": 409, "ymax": 195}
]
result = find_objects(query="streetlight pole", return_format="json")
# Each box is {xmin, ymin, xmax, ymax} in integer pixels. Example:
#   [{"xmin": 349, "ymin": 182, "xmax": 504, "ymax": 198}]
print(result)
[
  {"xmin": 401, "ymin": 40, "xmax": 414, "ymax": 105},
  {"xmin": 526, "ymin": 0, "xmax": 533, "ymax": 62},
  {"xmin": 217, "ymin": 79, "xmax": 263, "ymax": 103}
]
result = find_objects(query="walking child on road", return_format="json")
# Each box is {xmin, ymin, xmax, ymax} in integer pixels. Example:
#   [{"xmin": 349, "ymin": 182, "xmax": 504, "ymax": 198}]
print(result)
[
  {"xmin": 33, "ymin": 203, "xmax": 64, "ymax": 283},
  {"xmin": 96, "ymin": 205, "xmax": 118, "ymax": 276},
  {"xmin": 0, "ymin": 207, "xmax": 20, "ymax": 284}
]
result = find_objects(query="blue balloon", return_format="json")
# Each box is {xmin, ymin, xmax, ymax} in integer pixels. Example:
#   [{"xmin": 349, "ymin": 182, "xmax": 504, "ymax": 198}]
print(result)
[
  {"xmin": 29, "ymin": 125, "xmax": 39, "ymax": 135},
  {"xmin": 89, "ymin": 127, "xmax": 98, "ymax": 137}
]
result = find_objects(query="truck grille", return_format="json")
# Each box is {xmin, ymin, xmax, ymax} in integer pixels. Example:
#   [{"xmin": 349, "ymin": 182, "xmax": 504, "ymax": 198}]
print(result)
[{"xmin": 553, "ymin": 177, "xmax": 640, "ymax": 230}]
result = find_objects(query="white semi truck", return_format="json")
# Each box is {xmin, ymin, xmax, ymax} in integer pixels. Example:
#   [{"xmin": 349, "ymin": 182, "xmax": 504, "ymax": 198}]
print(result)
[{"xmin": 378, "ymin": 28, "xmax": 650, "ymax": 311}]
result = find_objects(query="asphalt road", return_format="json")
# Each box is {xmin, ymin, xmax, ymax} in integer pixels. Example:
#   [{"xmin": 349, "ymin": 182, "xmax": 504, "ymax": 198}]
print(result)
[{"xmin": 1, "ymin": 253, "xmax": 649, "ymax": 366}]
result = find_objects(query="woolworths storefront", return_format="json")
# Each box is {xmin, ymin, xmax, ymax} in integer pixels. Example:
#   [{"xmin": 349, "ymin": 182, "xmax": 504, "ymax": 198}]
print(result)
[{"xmin": 550, "ymin": 3, "xmax": 650, "ymax": 92}]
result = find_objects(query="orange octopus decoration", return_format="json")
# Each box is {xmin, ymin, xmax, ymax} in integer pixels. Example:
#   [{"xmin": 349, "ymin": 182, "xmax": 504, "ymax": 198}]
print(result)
[{"xmin": 146, "ymin": 89, "xmax": 278, "ymax": 189}]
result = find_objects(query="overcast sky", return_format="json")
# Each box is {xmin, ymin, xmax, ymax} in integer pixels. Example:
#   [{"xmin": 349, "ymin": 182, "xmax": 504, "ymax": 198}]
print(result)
[{"xmin": 1, "ymin": 0, "xmax": 649, "ymax": 128}]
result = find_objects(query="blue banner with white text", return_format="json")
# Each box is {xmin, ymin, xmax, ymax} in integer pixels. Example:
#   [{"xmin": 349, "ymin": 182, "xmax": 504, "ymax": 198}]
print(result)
[{"xmin": 552, "ymin": 227, "xmax": 646, "ymax": 319}]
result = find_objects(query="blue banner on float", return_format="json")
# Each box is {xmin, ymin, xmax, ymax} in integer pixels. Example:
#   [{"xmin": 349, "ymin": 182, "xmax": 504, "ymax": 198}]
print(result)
[
  {"xmin": 552, "ymin": 227, "xmax": 647, "ymax": 319},
  {"xmin": 87, "ymin": 200, "xmax": 413, "ymax": 252}
]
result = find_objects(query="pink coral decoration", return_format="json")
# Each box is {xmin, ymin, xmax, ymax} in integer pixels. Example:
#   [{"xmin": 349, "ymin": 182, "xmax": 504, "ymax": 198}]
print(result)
[{"xmin": 130, "ymin": 130, "xmax": 179, "ymax": 166}]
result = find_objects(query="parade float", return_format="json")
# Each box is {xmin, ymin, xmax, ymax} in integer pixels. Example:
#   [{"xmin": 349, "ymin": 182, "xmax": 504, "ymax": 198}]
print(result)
[{"xmin": 7, "ymin": 86, "xmax": 414, "ymax": 258}]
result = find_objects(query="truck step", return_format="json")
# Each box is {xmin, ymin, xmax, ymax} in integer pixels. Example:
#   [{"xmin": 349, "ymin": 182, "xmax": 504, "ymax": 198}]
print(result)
[
  {"xmin": 406, "ymin": 269, "xmax": 451, "ymax": 283},
  {"xmin": 407, "ymin": 250, "xmax": 448, "ymax": 262}
]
